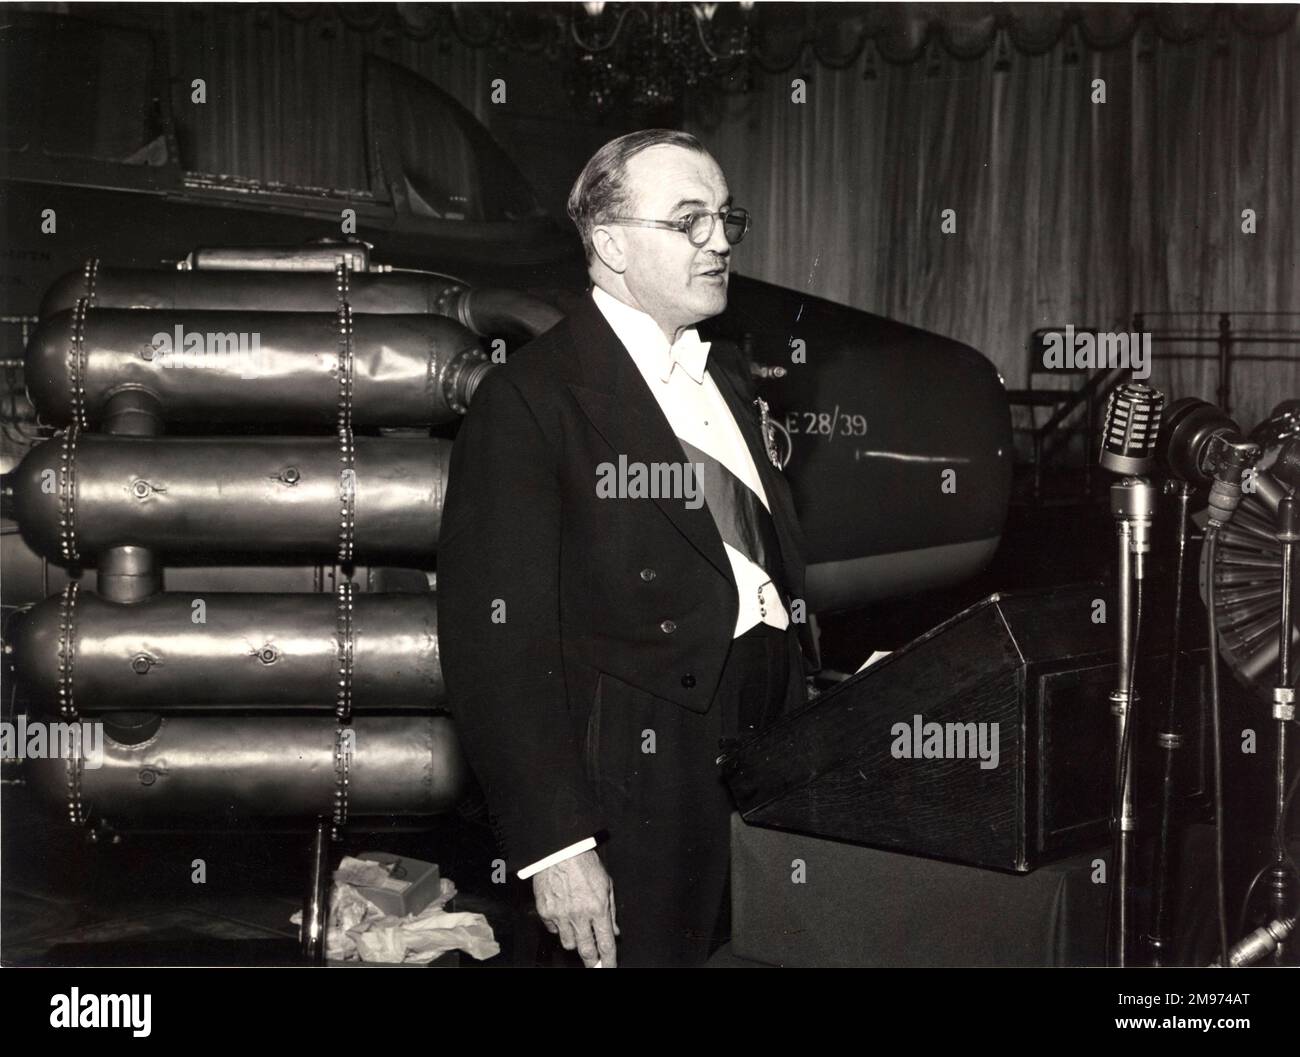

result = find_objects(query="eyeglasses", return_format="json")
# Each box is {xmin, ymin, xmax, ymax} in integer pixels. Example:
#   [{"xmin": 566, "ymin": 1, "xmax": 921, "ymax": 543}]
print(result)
[{"xmin": 608, "ymin": 207, "xmax": 751, "ymax": 247}]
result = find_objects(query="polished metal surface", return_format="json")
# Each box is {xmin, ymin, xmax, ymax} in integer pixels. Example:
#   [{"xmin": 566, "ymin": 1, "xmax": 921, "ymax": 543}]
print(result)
[
  {"xmin": 1, "ymin": 254, "xmax": 544, "ymax": 832},
  {"xmin": 303, "ymin": 819, "xmax": 331, "ymax": 964},
  {"xmin": 1201, "ymin": 421, "xmax": 1300, "ymax": 701},
  {"xmin": 24, "ymin": 714, "xmax": 467, "ymax": 821},
  {"xmin": 13, "ymin": 589, "xmax": 444, "ymax": 711},
  {"xmin": 38, "ymin": 263, "xmax": 563, "ymax": 339},
  {"xmin": 10, "ymin": 434, "xmax": 450, "ymax": 561},
  {"xmin": 25, "ymin": 308, "xmax": 487, "ymax": 428}
]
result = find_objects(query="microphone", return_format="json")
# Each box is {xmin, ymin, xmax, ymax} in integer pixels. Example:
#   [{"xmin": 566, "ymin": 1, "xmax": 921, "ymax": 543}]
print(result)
[
  {"xmin": 1098, "ymin": 383, "xmax": 1166, "ymax": 966},
  {"xmin": 1100, "ymin": 383, "xmax": 1165, "ymax": 476},
  {"xmin": 1160, "ymin": 398, "xmax": 1262, "ymax": 527},
  {"xmin": 1208, "ymin": 917, "xmax": 1295, "ymax": 967},
  {"xmin": 1271, "ymin": 436, "xmax": 1300, "ymax": 492}
]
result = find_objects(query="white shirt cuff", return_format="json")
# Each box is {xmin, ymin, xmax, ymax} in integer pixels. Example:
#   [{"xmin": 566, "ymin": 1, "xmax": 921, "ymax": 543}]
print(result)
[{"xmin": 516, "ymin": 836, "xmax": 598, "ymax": 879}]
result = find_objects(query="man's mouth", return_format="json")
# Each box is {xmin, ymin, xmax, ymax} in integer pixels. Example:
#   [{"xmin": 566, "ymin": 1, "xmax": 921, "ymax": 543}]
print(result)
[{"xmin": 697, "ymin": 264, "xmax": 728, "ymax": 280}]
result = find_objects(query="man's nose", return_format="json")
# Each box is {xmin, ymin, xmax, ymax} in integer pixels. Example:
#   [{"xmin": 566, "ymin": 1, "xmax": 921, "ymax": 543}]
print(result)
[{"xmin": 703, "ymin": 215, "xmax": 732, "ymax": 255}]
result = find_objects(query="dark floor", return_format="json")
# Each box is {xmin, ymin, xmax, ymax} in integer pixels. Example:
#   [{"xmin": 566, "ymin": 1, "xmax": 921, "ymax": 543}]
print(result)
[
  {"xmin": 2, "ymin": 468, "xmax": 1295, "ymax": 967},
  {"xmin": 0, "ymin": 789, "xmax": 532, "ymax": 966}
]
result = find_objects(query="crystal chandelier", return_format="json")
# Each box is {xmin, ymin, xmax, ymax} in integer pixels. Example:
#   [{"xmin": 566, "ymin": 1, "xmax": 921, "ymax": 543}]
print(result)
[{"xmin": 570, "ymin": 1, "xmax": 755, "ymax": 113}]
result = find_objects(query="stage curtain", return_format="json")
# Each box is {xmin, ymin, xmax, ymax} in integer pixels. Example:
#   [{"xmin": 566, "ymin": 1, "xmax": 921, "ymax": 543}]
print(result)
[
  {"xmin": 155, "ymin": 5, "xmax": 486, "ymax": 193},
  {"xmin": 687, "ymin": 22, "xmax": 1298, "ymax": 432}
]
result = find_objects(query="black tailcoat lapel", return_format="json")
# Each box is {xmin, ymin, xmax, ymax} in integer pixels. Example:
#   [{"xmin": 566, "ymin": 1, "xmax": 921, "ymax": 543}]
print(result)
[
  {"xmin": 560, "ymin": 291, "xmax": 813, "ymax": 669},
  {"xmin": 562, "ymin": 292, "xmax": 734, "ymax": 585}
]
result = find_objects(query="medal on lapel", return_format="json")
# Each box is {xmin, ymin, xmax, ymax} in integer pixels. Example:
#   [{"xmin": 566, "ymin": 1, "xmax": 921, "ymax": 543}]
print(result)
[{"xmin": 754, "ymin": 396, "xmax": 783, "ymax": 471}]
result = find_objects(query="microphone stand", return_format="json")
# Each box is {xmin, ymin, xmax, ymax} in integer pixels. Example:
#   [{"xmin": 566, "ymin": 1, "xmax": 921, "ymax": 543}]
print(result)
[
  {"xmin": 1267, "ymin": 492, "xmax": 1296, "ymax": 963},
  {"xmin": 1146, "ymin": 481, "xmax": 1193, "ymax": 966},
  {"xmin": 1109, "ymin": 474, "xmax": 1156, "ymax": 967},
  {"xmin": 1160, "ymin": 399, "xmax": 1269, "ymax": 963}
]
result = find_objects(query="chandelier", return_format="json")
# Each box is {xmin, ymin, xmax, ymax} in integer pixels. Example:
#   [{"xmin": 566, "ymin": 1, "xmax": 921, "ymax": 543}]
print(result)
[
  {"xmin": 569, "ymin": 2, "xmax": 755, "ymax": 112},
  {"xmin": 309, "ymin": 4, "xmax": 1300, "ymax": 114}
]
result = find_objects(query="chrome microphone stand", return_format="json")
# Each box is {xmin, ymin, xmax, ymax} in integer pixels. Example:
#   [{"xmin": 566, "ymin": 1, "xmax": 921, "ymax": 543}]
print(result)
[
  {"xmin": 1160, "ymin": 398, "xmax": 1269, "ymax": 964},
  {"xmin": 1267, "ymin": 492, "xmax": 1296, "ymax": 963},
  {"xmin": 1099, "ymin": 382, "xmax": 1164, "ymax": 967},
  {"xmin": 1108, "ymin": 473, "xmax": 1157, "ymax": 967},
  {"xmin": 1146, "ymin": 480, "xmax": 1193, "ymax": 966}
]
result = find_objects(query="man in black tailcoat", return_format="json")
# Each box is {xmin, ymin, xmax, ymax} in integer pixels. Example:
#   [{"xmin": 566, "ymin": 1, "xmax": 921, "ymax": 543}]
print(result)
[{"xmin": 438, "ymin": 129, "xmax": 818, "ymax": 967}]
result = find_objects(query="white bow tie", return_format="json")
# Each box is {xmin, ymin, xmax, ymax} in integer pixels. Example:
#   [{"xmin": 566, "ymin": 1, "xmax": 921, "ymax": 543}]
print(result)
[{"xmin": 661, "ymin": 329, "xmax": 710, "ymax": 384}]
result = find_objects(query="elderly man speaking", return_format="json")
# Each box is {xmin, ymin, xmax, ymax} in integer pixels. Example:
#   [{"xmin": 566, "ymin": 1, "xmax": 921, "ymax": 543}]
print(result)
[{"xmin": 438, "ymin": 130, "xmax": 817, "ymax": 968}]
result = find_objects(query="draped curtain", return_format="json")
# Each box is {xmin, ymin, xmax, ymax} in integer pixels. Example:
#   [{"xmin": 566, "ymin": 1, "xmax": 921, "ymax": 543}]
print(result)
[
  {"xmin": 686, "ymin": 19, "xmax": 1299, "ymax": 432},
  {"xmin": 51, "ymin": 3, "xmax": 1298, "ymax": 430},
  {"xmin": 156, "ymin": 4, "xmax": 486, "ymax": 192}
]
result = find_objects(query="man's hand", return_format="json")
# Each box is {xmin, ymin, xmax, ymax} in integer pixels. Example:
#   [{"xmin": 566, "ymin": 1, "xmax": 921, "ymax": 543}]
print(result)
[{"xmin": 533, "ymin": 848, "xmax": 619, "ymax": 967}]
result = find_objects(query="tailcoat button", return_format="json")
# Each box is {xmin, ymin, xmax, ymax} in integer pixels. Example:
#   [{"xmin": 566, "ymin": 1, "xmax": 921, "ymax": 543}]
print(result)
[
  {"xmin": 660, "ymin": 619, "xmax": 676, "ymax": 634},
  {"xmin": 640, "ymin": 568, "xmax": 657, "ymax": 582},
  {"xmin": 681, "ymin": 673, "xmax": 696, "ymax": 688}
]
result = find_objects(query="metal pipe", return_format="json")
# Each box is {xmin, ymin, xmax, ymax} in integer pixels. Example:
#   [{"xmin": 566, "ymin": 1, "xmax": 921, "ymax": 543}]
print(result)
[
  {"xmin": 9, "ymin": 435, "xmax": 450, "ymax": 562},
  {"xmin": 453, "ymin": 286, "xmax": 564, "ymax": 344},
  {"xmin": 303, "ymin": 819, "xmax": 330, "ymax": 965},
  {"xmin": 1108, "ymin": 475, "xmax": 1156, "ymax": 967},
  {"xmin": 1216, "ymin": 552, "xmax": 1284, "ymax": 573},
  {"xmin": 25, "ymin": 309, "xmax": 488, "ymax": 428},
  {"xmin": 1237, "ymin": 623, "xmax": 1300, "ymax": 684},
  {"xmin": 12, "ymin": 589, "xmax": 444, "ymax": 711},
  {"xmin": 1110, "ymin": 516, "xmax": 1134, "ymax": 966},
  {"xmin": 1217, "ymin": 313, "xmax": 1232, "ymax": 414},
  {"xmin": 1230, "ymin": 611, "xmax": 1284, "ymax": 650},
  {"xmin": 96, "ymin": 546, "xmax": 161, "ymax": 604},
  {"xmin": 183, "ymin": 245, "xmax": 372, "ymax": 273},
  {"xmin": 25, "ymin": 714, "xmax": 467, "ymax": 822},
  {"xmin": 1148, "ymin": 482, "xmax": 1192, "ymax": 965},
  {"xmin": 1218, "ymin": 596, "xmax": 1286, "ymax": 627},
  {"xmin": 38, "ymin": 264, "xmax": 562, "ymax": 341},
  {"xmin": 1214, "ymin": 585, "xmax": 1282, "ymax": 607},
  {"xmin": 41, "ymin": 265, "xmax": 467, "ymax": 317},
  {"xmin": 97, "ymin": 389, "xmax": 164, "ymax": 601},
  {"xmin": 1270, "ymin": 494, "xmax": 1296, "ymax": 962},
  {"xmin": 100, "ymin": 387, "xmax": 165, "ymax": 438},
  {"xmin": 1251, "ymin": 471, "xmax": 1291, "ymax": 518},
  {"xmin": 1217, "ymin": 522, "xmax": 1283, "ymax": 549},
  {"xmin": 1213, "ymin": 565, "xmax": 1284, "ymax": 587},
  {"xmin": 1235, "ymin": 506, "xmax": 1283, "ymax": 537}
]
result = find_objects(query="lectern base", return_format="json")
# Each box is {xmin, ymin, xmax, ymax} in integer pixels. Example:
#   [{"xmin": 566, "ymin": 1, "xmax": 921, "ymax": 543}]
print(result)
[{"xmin": 729, "ymin": 813, "xmax": 1110, "ymax": 967}]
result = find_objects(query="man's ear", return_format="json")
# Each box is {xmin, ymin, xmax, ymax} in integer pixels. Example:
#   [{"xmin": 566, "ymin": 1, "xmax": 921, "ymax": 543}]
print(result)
[{"xmin": 590, "ymin": 224, "xmax": 627, "ymax": 275}]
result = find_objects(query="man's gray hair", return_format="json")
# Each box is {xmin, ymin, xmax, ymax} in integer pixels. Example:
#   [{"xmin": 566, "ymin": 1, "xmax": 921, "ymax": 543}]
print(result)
[{"xmin": 566, "ymin": 129, "xmax": 707, "ymax": 264}]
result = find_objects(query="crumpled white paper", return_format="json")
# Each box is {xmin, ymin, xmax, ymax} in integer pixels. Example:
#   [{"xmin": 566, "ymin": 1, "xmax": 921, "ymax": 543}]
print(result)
[{"xmin": 292, "ymin": 855, "xmax": 500, "ymax": 963}]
